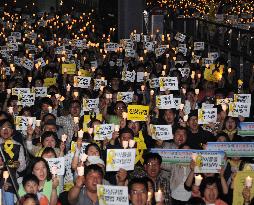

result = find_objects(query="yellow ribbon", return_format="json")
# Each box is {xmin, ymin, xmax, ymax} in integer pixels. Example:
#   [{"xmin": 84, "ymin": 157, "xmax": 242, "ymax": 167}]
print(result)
[
  {"xmin": 196, "ymin": 154, "xmax": 203, "ymax": 170},
  {"xmin": 4, "ymin": 140, "xmax": 14, "ymax": 159},
  {"xmin": 107, "ymin": 150, "xmax": 115, "ymax": 169},
  {"xmin": 134, "ymin": 131, "xmax": 147, "ymax": 164},
  {"xmin": 98, "ymin": 185, "xmax": 106, "ymax": 205}
]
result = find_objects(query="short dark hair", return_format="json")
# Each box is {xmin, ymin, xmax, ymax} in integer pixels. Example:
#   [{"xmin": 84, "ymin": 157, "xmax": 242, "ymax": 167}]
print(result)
[
  {"xmin": 128, "ymin": 178, "xmax": 148, "ymax": 194},
  {"xmin": 41, "ymin": 147, "xmax": 57, "ymax": 158},
  {"xmin": 119, "ymin": 127, "xmax": 134, "ymax": 139},
  {"xmin": 69, "ymin": 100, "xmax": 81, "ymax": 110},
  {"xmin": 20, "ymin": 193, "xmax": 40, "ymax": 205},
  {"xmin": 85, "ymin": 143, "xmax": 101, "ymax": 158},
  {"xmin": 144, "ymin": 152, "xmax": 162, "ymax": 165},
  {"xmin": 84, "ymin": 164, "xmax": 104, "ymax": 178},
  {"xmin": 41, "ymin": 131, "xmax": 59, "ymax": 147},
  {"xmin": 173, "ymin": 126, "xmax": 188, "ymax": 135},
  {"xmin": 22, "ymin": 174, "xmax": 39, "ymax": 187},
  {"xmin": 200, "ymin": 177, "xmax": 218, "ymax": 197}
]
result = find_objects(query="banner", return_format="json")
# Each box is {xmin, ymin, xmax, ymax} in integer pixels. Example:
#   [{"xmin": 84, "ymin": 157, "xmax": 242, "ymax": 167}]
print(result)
[
  {"xmin": 238, "ymin": 122, "xmax": 254, "ymax": 136},
  {"xmin": 106, "ymin": 149, "xmax": 136, "ymax": 171},
  {"xmin": 206, "ymin": 142, "xmax": 254, "ymax": 157},
  {"xmin": 127, "ymin": 105, "xmax": 149, "ymax": 121}
]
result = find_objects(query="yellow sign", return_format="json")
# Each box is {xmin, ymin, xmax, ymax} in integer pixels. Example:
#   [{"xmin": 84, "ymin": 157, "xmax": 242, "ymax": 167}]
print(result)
[
  {"xmin": 233, "ymin": 171, "xmax": 254, "ymax": 205},
  {"xmin": 79, "ymin": 69, "xmax": 92, "ymax": 77},
  {"xmin": 43, "ymin": 77, "xmax": 57, "ymax": 87},
  {"xmin": 62, "ymin": 64, "xmax": 76, "ymax": 75},
  {"xmin": 204, "ymin": 64, "xmax": 224, "ymax": 82},
  {"xmin": 127, "ymin": 105, "xmax": 149, "ymax": 121},
  {"xmin": 83, "ymin": 114, "xmax": 102, "ymax": 131}
]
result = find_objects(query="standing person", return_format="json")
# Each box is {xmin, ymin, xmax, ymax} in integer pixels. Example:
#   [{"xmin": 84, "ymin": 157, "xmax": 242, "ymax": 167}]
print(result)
[{"xmin": 68, "ymin": 164, "xmax": 103, "ymax": 205}]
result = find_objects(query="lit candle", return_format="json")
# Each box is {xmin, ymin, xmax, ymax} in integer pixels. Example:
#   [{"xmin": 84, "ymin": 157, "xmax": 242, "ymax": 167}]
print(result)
[
  {"xmin": 74, "ymin": 91, "xmax": 79, "ymax": 97},
  {"xmin": 162, "ymin": 70, "xmax": 165, "ymax": 76},
  {"xmin": 245, "ymin": 176, "xmax": 253, "ymax": 187},
  {"xmin": 122, "ymin": 112, "xmax": 127, "ymax": 119},
  {"xmin": 144, "ymin": 72, "xmax": 148, "ymax": 77},
  {"xmin": 77, "ymin": 166, "xmax": 84, "ymax": 176},
  {"xmin": 129, "ymin": 140, "xmax": 136, "ymax": 148},
  {"xmin": 28, "ymin": 76, "xmax": 32, "ymax": 82},
  {"xmin": 3, "ymin": 171, "xmax": 9, "ymax": 183},
  {"xmin": 228, "ymin": 68, "xmax": 231, "ymax": 73},
  {"xmin": 106, "ymin": 93, "xmax": 112, "ymax": 99},
  {"xmin": 48, "ymin": 106, "xmax": 52, "ymax": 113},
  {"xmin": 80, "ymin": 153, "xmax": 88, "ymax": 162},
  {"xmin": 179, "ymin": 103, "xmax": 184, "ymax": 110},
  {"xmin": 122, "ymin": 141, "xmax": 128, "ymax": 149},
  {"xmin": 6, "ymin": 89, "xmax": 11, "ymax": 95},
  {"xmin": 78, "ymin": 129, "xmax": 84, "ymax": 139},
  {"xmin": 27, "ymin": 117, "xmax": 33, "ymax": 126},
  {"xmin": 183, "ymin": 115, "xmax": 188, "ymax": 122},
  {"xmin": 197, "ymin": 74, "xmax": 201, "ymax": 79},
  {"xmin": 141, "ymin": 85, "xmax": 145, "ymax": 92},
  {"xmin": 114, "ymin": 125, "xmax": 120, "ymax": 132},
  {"xmin": 150, "ymin": 90, "xmax": 154, "ymax": 96},
  {"xmin": 36, "ymin": 120, "xmax": 41, "ymax": 127},
  {"xmin": 195, "ymin": 89, "xmax": 199, "ymax": 95},
  {"xmin": 155, "ymin": 189, "xmax": 163, "ymax": 202},
  {"xmin": 66, "ymin": 84, "xmax": 71, "ymax": 92},
  {"xmin": 173, "ymin": 57, "xmax": 176, "ymax": 61},
  {"xmin": 222, "ymin": 104, "xmax": 227, "ymax": 112},
  {"xmin": 61, "ymin": 134, "xmax": 68, "ymax": 142},
  {"xmin": 194, "ymin": 175, "xmax": 203, "ymax": 186},
  {"xmin": 147, "ymin": 192, "xmax": 152, "ymax": 202},
  {"xmin": 8, "ymin": 107, "xmax": 13, "ymax": 115},
  {"xmin": 73, "ymin": 117, "xmax": 79, "ymax": 124}
]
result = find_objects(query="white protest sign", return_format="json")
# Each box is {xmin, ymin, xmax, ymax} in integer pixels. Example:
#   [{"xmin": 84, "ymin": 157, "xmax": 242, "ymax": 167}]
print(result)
[
  {"xmin": 97, "ymin": 185, "xmax": 129, "ymax": 205},
  {"xmin": 117, "ymin": 92, "xmax": 134, "ymax": 104},
  {"xmin": 155, "ymin": 47, "xmax": 166, "ymax": 57},
  {"xmin": 191, "ymin": 55, "xmax": 201, "ymax": 64},
  {"xmin": 90, "ymin": 61, "xmax": 98, "ymax": 69},
  {"xmin": 159, "ymin": 77, "xmax": 178, "ymax": 91},
  {"xmin": 94, "ymin": 124, "xmax": 115, "ymax": 140},
  {"xmin": 131, "ymin": 34, "xmax": 141, "ymax": 42},
  {"xmin": 35, "ymin": 57, "xmax": 46, "ymax": 68},
  {"xmin": 83, "ymin": 98, "xmax": 99, "ymax": 112},
  {"xmin": 208, "ymin": 52, "xmax": 219, "ymax": 60},
  {"xmin": 136, "ymin": 72, "xmax": 146, "ymax": 83},
  {"xmin": 144, "ymin": 41, "xmax": 154, "ymax": 52},
  {"xmin": 173, "ymin": 98, "xmax": 182, "ymax": 109},
  {"xmin": 175, "ymin": 32, "xmax": 186, "ymax": 42},
  {"xmin": 156, "ymin": 95, "xmax": 174, "ymax": 109},
  {"xmin": 94, "ymin": 79, "xmax": 107, "ymax": 91},
  {"xmin": 125, "ymin": 49, "xmax": 136, "ymax": 58},
  {"xmin": 234, "ymin": 94, "xmax": 251, "ymax": 104},
  {"xmin": 22, "ymin": 58, "xmax": 34, "ymax": 71},
  {"xmin": 149, "ymin": 78, "xmax": 159, "ymax": 88},
  {"xmin": 15, "ymin": 116, "xmax": 36, "ymax": 130},
  {"xmin": 105, "ymin": 43, "xmax": 119, "ymax": 52},
  {"xmin": 202, "ymin": 58, "xmax": 214, "ymax": 66},
  {"xmin": 178, "ymin": 67, "xmax": 190, "ymax": 78},
  {"xmin": 12, "ymin": 88, "xmax": 30, "ymax": 96},
  {"xmin": 150, "ymin": 125, "xmax": 173, "ymax": 140},
  {"xmin": 228, "ymin": 103, "xmax": 250, "ymax": 117},
  {"xmin": 46, "ymin": 157, "xmax": 65, "ymax": 176},
  {"xmin": 106, "ymin": 149, "xmax": 136, "ymax": 171},
  {"xmin": 32, "ymin": 87, "xmax": 47, "ymax": 97},
  {"xmin": 198, "ymin": 108, "xmax": 217, "ymax": 124},
  {"xmin": 116, "ymin": 59, "xmax": 123, "ymax": 67},
  {"xmin": 177, "ymin": 46, "xmax": 187, "ymax": 56},
  {"xmin": 74, "ymin": 76, "xmax": 91, "ymax": 88},
  {"xmin": 11, "ymin": 32, "xmax": 21, "ymax": 40},
  {"xmin": 194, "ymin": 42, "xmax": 205, "ymax": 51},
  {"xmin": 194, "ymin": 152, "xmax": 222, "ymax": 173},
  {"xmin": 122, "ymin": 70, "xmax": 136, "ymax": 82},
  {"xmin": 18, "ymin": 93, "xmax": 35, "ymax": 106}
]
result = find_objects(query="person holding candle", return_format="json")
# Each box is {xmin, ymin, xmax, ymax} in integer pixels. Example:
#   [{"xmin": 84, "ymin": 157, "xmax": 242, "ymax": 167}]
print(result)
[
  {"xmin": 143, "ymin": 152, "xmax": 172, "ymax": 205},
  {"xmin": 68, "ymin": 164, "xmax": 104, "ymax": 205},
  {"xmin": 242, "ymin": 186, "xmax": 254, "ymax": 205},
  {"xmin": 56, "ymin": 100, "xmax": 82, "ymax": 149},
  {"xmin": 18, "ymin": 157, "xmax": 59, "ymax": 205},
  {"xmin": 128, "ymin": 178, "xmax": 150, "ymax": 205},
  {"xmin": 221, "ymin": 116, "xmax": 242, "ymax": 142},
  {"xmin": 0, "ymin": 119, "xmax": 26, "ymax": 205}
]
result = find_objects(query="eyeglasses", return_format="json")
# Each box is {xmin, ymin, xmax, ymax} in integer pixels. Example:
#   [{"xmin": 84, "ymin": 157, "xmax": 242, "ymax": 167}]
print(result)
[
  {"xmin": 131, "ymin": 189, "xmax": 147, "ymax": 195},
  {"xmin": 147, "ymin": 162, "xmax": 159, "ymax": 167},
  {"xmin": 116, "ymin": 107, "xmax": 125, "ymax": 110}
]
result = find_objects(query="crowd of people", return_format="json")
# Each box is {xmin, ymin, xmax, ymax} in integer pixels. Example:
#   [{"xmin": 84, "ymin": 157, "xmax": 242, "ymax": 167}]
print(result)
[{"xmin": 0, "ymin": 3, "xmax": 254, "ymax": 205}]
